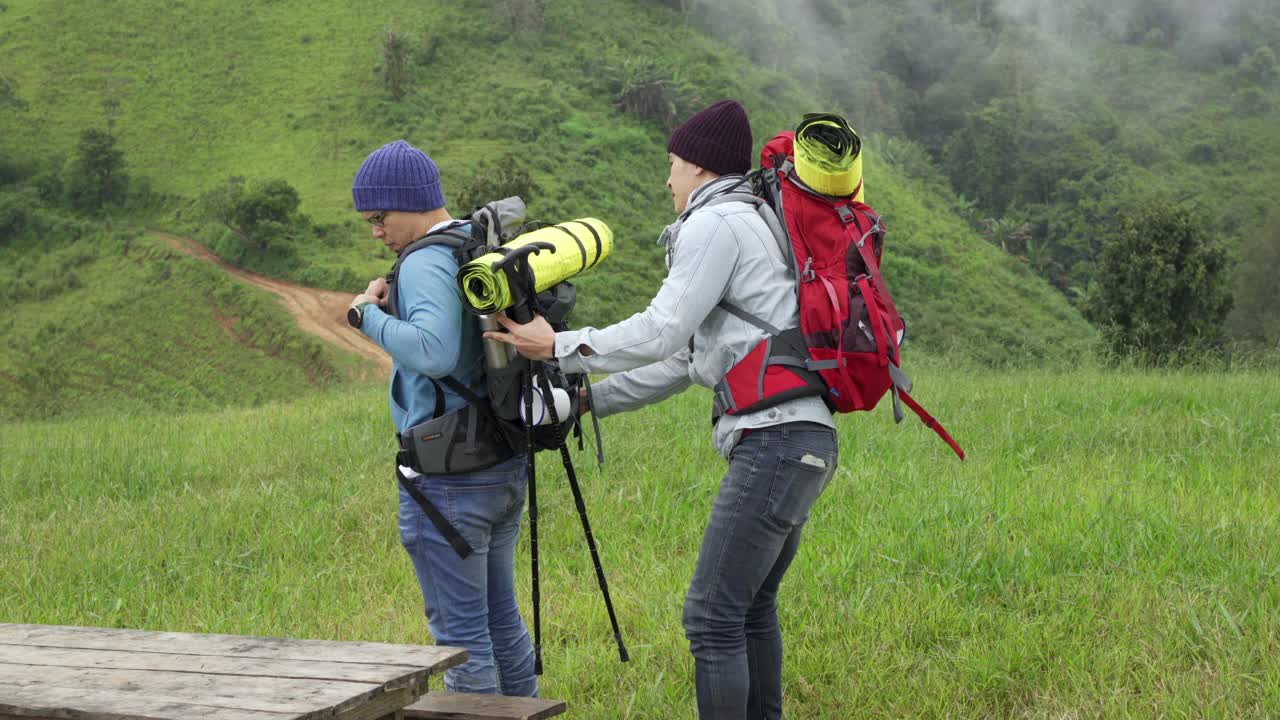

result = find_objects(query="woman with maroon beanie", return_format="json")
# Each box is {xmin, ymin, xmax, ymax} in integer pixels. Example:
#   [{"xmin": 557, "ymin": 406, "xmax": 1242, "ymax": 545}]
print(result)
[{"xmin": 490, "ymin": 100, "xmax": 838, "ymax": 719}]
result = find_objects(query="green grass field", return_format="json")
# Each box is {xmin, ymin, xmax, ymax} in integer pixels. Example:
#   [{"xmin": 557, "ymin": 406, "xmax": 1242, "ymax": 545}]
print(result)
[{"xmin": 3, "ymin": 364, "xmax": 1276, "ymax": 718}]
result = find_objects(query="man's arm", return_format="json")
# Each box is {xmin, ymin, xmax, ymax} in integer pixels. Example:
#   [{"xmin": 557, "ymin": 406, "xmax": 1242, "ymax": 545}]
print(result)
[
  {"xmin": 359, "ymin": 249, "xmax": 463, "ymax": 377},
  {"xmin": 590, "ymin": 349, "xmax": 693, "ymax": 418},
  {"xmin": 555, "ymin": 212, "xmax": 738, "ymax": 374}
]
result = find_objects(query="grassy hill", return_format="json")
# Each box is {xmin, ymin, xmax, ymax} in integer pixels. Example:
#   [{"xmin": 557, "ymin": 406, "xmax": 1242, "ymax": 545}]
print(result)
[
  {"xmin": 0, "ymin": 214, "xmax": 363, "ymax": 422},
  {"xmin": 0, "ymin": 0, "xmax": 1095, "ymax": 375}
]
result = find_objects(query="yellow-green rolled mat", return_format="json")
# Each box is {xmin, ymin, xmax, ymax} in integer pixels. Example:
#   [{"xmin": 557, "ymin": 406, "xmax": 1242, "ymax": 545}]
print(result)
[
  {"xmin": 794, "ymin": 112, "xmax": 864, "ymax": 202},
  {"xmin": 459, "ymin": 218, "xmax": 613, "ymax": 314}
]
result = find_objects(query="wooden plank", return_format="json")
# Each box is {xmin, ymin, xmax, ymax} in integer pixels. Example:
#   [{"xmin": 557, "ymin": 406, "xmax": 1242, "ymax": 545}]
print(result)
[
  {"xmin": 332, "ymin": 686, "xmax": 419, "ymax": 720},
  {"xmin": 0, "ymin": 675, "xmax": 424, "ymax": 720},
  {"xmin": 0, "ymin": 626, "xmax": 464, "ymax": 676},
  {"xmin": 404, "ymin": 694, "xmax": 566, "ymax": 720},
  {"xmin": 0, "ymin": 682, "xmax": 298, "ymax": 720},
  {"xmin": 0, "ymin": 662, "xmax": 380, "ymax": 715},
  {"xmin": 0, "ymin": 645, "xmax": 428, "ymax": 686}
]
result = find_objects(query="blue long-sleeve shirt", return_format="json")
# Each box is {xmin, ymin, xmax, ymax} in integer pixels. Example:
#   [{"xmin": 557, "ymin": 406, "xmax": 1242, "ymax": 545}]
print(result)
[{"xmin": 359, "ymin": 239, "xmax": 485, "ymax": 434}]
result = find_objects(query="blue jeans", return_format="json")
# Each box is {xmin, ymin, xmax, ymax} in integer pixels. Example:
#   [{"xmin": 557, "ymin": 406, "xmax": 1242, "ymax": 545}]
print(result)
[
  {"xmin": 397, "ymin": 455, "xmax": 537, "ymax": 696},
  {"xmin": 683, "ymin": 422, "xmax": 838, "ymax": 720}
]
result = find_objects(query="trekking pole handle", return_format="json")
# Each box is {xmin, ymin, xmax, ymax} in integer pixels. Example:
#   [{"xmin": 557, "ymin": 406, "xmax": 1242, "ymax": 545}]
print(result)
[{"xmin": 491, "ymin": 241, "xmax": 556, "ymax": 273}]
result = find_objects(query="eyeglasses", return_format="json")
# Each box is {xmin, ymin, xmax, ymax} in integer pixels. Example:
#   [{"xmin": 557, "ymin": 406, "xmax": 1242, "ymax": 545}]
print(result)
[{"xmin": 366, "ymin": 211, "xmax": 388, "ymax": 227}]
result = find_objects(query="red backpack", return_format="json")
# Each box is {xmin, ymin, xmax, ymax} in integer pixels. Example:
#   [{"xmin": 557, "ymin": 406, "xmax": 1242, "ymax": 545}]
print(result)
[{"xmin": 712, "ymin": 131, "xmax": 965, "ymax": 460}]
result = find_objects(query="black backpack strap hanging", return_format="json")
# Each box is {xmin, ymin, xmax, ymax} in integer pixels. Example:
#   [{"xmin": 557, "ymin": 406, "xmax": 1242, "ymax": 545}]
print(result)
[
  {"xmin": 395, "ymin": 465, "xmax": 474, "ymax": 559},
  {"xmin": 395, "ymin": 374, "xmax": 477, "ymax": 559},
  {"xmin": 582, "ymin": 374, "xmax": 605, "ymax": 467}
]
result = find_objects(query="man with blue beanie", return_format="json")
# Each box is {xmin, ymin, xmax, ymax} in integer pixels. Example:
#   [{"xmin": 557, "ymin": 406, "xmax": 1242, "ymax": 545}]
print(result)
[{"xmin": 347, "ymin": 139, "xmax": 537, "ymax": 698}]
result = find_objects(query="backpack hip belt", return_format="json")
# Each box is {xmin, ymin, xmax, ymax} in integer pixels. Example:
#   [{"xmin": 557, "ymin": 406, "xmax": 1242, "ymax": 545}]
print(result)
[
  {"xmin": 709, "ymin": 310, "xmax": 829, "ymax": 422},
  {"xmin": 396, "ymin": 401, "xmax": 516, "ymax": 476}
]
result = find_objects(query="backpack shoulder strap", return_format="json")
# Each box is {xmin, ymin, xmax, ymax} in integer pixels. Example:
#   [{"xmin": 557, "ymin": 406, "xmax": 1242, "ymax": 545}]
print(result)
[
  {"xmin": 700, "ymin": 179, "xmax": 795, "ymax": 269},
  {"xmin": 439, "ymin": 374, "xmax": 486, "ymax": 407},
  {"xmin": 385, "ymin": 223, "xmax": 471, "ymax": 320},
  {"xmin": 716, "ymin": 300, "xmax": 782, "ymax": 336}
]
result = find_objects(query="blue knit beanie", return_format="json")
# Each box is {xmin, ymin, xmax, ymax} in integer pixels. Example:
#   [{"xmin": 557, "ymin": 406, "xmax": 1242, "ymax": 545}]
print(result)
[{"xmin": 352, "ymin": 140, "xmax": 446, "ymax": 212}]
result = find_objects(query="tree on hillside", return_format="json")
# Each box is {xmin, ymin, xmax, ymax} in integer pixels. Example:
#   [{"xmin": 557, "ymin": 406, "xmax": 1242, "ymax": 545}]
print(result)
[
  {"xmin": 1086, "ymin": 202, "xmax": 1233, "ymax": 363},
  {"xmin": 201, "ymin": 176, "xmax": 248, "ymax": 238},
  {"xmin": 200, "ymin": 176, "xmax": 300, "ymax": 252},
  {"xmin": 0, "ymin": 75, "xmax": 28, "ymax": 111},
  {"xmin": 979, "ymin": 216, "xmax": 1032, "ymax": 255},
  {"xmin": 381, "ymin": 27, "xmax": 411, "ymax": 101},
  {"xmin": 452, "ymin": 155, "xmax": 538, "ymax": 215},
  {"xmin": 65, "ymin": 129, "xmax": 128, "ymax": 212},
  {"xmin": 653, "ymin": 0, "xmax": 701, "ymax": 18},
  {"xmin": 1239, "ymin": 46, "xmax": 1277, "ymax": 87},
  {"xmin": 1229, "ymin": 212, "xmax": 1280, "ymax": 350},
  {"xmin": 942, "ymin": 99, "xmax": 1022, "ymax": 213},
  {"xmin": 233, "ymin": 179, "xmax": 300, "ymax": 251},
  {"xmin": 493, "ymin": 0, "xmax": 544, "ymax": 38},
  {"xmin": 611, "ymin": 56, "xmax": 696, "ymax": 131}
]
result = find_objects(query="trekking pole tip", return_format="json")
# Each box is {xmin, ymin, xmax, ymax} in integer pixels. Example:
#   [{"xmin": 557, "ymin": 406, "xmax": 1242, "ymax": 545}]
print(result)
[{"xmin": 616, "ymin": 634, "xmax": 629, "ymax": 663}]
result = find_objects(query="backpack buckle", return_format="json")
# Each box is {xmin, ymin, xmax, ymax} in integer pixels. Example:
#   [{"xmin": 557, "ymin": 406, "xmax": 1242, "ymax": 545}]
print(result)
[
  {"xmin": 836, "ymin": 205, "xmax": 856, "ymax": 225},
  {"xmin": 800, "ymin": 257, "xmax": 816, "ymax": 283}
]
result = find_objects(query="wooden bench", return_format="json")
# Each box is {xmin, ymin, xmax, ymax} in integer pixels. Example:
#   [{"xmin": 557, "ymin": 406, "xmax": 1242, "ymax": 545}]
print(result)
[
  {"xmin": 404, "ymin": 693, "xmax": 566, "ymax": 720},
  {"xmin": 0, "ymin": 623, "xmax": 468, "ymax": 720}
]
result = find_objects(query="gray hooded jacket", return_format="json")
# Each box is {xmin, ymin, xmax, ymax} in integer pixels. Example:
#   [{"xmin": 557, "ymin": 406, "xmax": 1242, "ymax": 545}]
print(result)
[{"xmin": 555, "ymin": 175, "xmax": 835, "ymax": 458}]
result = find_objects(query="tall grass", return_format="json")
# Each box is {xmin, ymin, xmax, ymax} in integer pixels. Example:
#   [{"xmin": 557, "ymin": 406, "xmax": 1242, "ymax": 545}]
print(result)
[{"xmin": 3, "ymin": 365, "xmax": 1277, "ymax": 717}]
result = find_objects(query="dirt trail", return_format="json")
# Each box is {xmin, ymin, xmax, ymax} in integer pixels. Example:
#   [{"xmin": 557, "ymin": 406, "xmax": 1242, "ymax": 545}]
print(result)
[{"xmin": 151, "ymin": 231, "xmax": 391, "ymax": 375}]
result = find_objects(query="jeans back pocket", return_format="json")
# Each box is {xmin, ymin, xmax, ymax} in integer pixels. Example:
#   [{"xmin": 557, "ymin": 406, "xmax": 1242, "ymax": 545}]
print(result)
[{"xmin": 765, "ymin": 453, "xmax": 835, "ymax": 528}]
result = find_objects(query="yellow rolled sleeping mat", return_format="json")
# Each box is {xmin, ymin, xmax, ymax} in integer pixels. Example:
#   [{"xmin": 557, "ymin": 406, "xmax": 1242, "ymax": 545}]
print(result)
[
  {"xmin": 793, "ymin": 113, "xmax": 865, "ymax": 203},
  {"xmin": 459, "ymin": 218, "xmax": 613, "ymax": 314}
]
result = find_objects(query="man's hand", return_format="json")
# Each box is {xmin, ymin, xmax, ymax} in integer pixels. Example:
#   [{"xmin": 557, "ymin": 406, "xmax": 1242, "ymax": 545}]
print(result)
[
  {"xmin": 578, "ymin": 386, "xmax": 591, "ymax": 417},
  {"xmin": 365, "ymin": 278, "xmax": 388, "ymax": 305},
  {"xmin": 483, "ymin": 312, "xmax": 556, "ymax": 361},
  {"xmin": 350, "ymin": 278, "xmax": 389, "ymax": 313},
  {"xmin": 349, "ymin": 293, "xmax": 381, "ymax": 310}
]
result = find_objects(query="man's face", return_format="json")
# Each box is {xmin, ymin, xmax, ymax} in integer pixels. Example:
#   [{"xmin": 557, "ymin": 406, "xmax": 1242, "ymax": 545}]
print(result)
[
  {"xmin": 361, "ymin": 210, "xmax": 413, "ymax": 254},
  {"xmin": 666, "ymin": 153, "xmax": 705, "ymax": 215}
]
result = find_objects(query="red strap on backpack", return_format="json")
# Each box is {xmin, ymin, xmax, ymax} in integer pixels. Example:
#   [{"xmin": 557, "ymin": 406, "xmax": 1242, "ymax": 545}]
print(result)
[
  {"xmin": 898, "ymin": 389, "xmax": 965, "ymax": 460},
  {"xmin": 855, "ymin": 275, "xmax": 889, "ymax": 368},
  {"xmin": 846, "ymin": 208, "xmax": 903, "ymax": 329}
]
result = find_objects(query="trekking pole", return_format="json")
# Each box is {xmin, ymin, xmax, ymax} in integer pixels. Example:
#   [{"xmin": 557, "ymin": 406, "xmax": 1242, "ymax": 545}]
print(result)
[
  {"xmin": 499, "ymin": 253, "xmax": 548, "ymax": 675},
  {"xmin": 534, "ymin": 365, "xmax": 629, "ymax": 663},
  {"xmin": 524, "ymin": 362, "xmax": 544, "ymax": 675}
]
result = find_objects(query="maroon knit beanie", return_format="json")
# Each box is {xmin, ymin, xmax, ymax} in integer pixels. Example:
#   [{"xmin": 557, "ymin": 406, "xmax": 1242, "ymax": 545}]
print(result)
[{"xmin": 667, "ymin": 99, "xmax": 753, "ymax": 175}]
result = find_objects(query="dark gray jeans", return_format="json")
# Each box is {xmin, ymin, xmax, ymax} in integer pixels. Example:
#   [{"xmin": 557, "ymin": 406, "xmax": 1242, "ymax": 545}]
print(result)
[{"xmin": 683, "ymin": 421, "xmax": 839, "ymax": 719}]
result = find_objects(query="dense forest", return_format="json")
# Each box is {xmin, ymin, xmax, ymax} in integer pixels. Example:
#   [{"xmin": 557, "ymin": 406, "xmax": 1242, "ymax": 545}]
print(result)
[{"xmin": 678, "ymin": 0, "xmax": 1279, "ymax": 350}]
